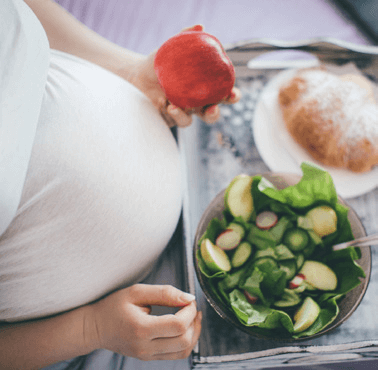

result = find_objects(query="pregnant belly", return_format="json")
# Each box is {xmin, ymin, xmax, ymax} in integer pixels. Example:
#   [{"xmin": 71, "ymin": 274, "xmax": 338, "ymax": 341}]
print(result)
[{"xmin": 0, "ymin": 50, "xmax": 182, "ymax": 322}]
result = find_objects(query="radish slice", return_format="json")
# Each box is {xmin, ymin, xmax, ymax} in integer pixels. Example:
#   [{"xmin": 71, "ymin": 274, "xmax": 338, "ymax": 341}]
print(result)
[
  {"xmin": 244, "ymin": 290, "xmax": 258, "ymax": 305},
  {"xmin": 256, "ymin": 211, "xmax": 278, "ymax": 229},
  {"xmin": 215, "ymin": 229, "xmax": 242, "ymax": 250},
  {"xmin": 288, "ymin": 273, "xmax": 306, "ymax": 289}
]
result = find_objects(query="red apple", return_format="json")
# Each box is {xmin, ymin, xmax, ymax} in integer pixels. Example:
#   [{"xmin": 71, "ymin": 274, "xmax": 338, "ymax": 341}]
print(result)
[{"xmin": 154, "ymin": 30, "xmax": 235, "ymax": 110}]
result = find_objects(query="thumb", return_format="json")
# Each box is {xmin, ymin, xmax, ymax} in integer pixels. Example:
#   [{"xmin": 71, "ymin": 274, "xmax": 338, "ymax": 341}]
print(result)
[{"xmin": 130, "ymin": 284, "xmax": 196, "ymax": 307}]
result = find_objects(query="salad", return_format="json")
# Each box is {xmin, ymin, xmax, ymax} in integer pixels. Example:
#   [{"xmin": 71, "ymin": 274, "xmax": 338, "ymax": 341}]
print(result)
[{"xmin": 196, "ymin": 162, "xmax": 366, "ymax": 339}]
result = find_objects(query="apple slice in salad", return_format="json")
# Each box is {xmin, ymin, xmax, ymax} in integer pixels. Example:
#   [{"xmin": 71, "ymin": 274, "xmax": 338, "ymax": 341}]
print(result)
[
  {"xmin": 224, "ymin": 175, "xmax": 254, "ymax": 222},
  {"xmin": 200, "ymin": 238, "xmax": 231, "ymax": 273},
  {"xmin": 299, "ymin": 260, "xmax": 338, "ymax": 291},
  {"xmin": 293, "ymin": 297, "xmax": 321, "ymax": 333}
]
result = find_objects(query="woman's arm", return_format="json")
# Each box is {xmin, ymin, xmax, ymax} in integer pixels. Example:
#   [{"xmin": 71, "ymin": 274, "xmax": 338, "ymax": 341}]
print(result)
[
  {"xmin": 24, "ymin": 0, "xmax": 143, "ymax": 80},
  {"xmin": 0, "ymin": 305, "xmax": 96, "ymax": 369},
  {"xmin": 0, "ymin": 285, "xmax": 200, "ymax": 369}
]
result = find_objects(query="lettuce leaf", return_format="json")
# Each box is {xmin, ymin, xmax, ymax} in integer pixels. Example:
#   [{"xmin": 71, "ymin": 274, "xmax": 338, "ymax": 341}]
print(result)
[
  {"xmin": 246, "ymin": 224, "xmax": 277, "ymax": 250},
  {"xmin": 230, "ymin": 289, "xmax": 294, "ymax": 332},
  {"xmin": 239, "ymin": 267, "xmax": 267, "ymax": 305},
  {"xmin": 258, "ymin": 162, "xmax": 338, "ymax": 209},
  {"xmin": 198, "ymin": 217, "xmax": 226, "ymax": 246}
]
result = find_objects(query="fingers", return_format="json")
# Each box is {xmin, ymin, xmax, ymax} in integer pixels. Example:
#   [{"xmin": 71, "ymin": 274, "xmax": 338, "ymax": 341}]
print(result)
[
  {"xmin": 147, "ymin": 301, "xmax": 198, "ymax": 338},
  {"xmin": 129, "ymin": 284, "xmax": 196, "ymax": 307},
  {"xmin": 167, "ymin": 104, "xmax": 192, "ymax": 127},
  {"xmin": 163, "ymin": 87, "xmax": 242, "ymax": 127},
  {"xmin": 196, "ymin": 105, "xmax": 221, "ymax": 124},
  {"xmin": 159, "ymin": 103, "xmax": 193, "ymax": 128},
  {"xmin": 96, "ymin": 285, "xmax": 202, "ymax": 361},
  {"xmin": 188, "ymin": 88, "xmax": 242, "ymax": 125},
  {"xmin": 151, "ymin": 311, "xmax": 202, "ymax": 360},
  {"xmin": 224, "ymin": 87, "xmax": 242, "ymax": 105}
]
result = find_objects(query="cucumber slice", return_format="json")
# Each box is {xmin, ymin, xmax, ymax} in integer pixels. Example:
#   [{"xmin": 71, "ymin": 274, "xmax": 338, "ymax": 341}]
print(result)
[
  {"xmin": 279, "ymin": 259, "xmax": 297, "ymax": 280},
  {"xmin": 253, "ymin": 247, "xmax": 276, "ymax": 261},
  {"xmin": 296, "ymin": 219, "xmax": 323, "ymax": 245},
  {"xmin": 294, "ymin": 253, "xmax": 305, "ymax": 270},
  {"xmin": 283, "ymin": 228, "xmax": 309, "ymax": 252},
  {"xmin": 231, "ymin": 241, "xmax": 253, "ymax": 268},
  {"xmin": 253, "ymin": 257, "xmax": 278, "ymax": 271},
  {"xmin": 227, "ymin": 222, "xmax": 245, "ymax": 239},
  {"xmin": 274, "ymin": 288, "xmax": 301, "ymax": 307}
]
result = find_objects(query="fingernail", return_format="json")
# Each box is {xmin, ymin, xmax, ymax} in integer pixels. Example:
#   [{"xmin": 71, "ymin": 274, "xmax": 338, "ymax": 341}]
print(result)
[{"xmin": 180, "ymin": 292, "xmax": 196, "ymax": 303}]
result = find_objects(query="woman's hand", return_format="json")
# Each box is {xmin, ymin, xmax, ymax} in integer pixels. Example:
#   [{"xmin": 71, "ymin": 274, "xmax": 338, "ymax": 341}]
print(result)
[
  {"xmin": 126, "ymin": 25, "xmax": 241, "ymax": 128},
  {"xmin": 26, "ymin": 1, "xmax": 238, "ymax": 128},
  {"xmin": 87, "ymin": 284, "xmax": 202, "ymax": 361}
]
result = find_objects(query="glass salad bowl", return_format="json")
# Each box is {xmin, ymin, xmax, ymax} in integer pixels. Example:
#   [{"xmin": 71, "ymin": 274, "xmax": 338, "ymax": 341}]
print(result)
[{"xmin": 193, "ymin": 163, "xmax": 371, "ymax": 342}]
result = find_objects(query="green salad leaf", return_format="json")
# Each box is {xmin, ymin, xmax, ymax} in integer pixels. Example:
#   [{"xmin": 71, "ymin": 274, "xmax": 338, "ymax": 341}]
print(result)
[
  {"xmin": 239, "ymin": 267, "xmax": 267, "ymax": 305},
  {"xmin": 258, "ymin": 162, "xmax": 338, "ymax": 209},
  {"xmin": 230, "ymin": 290, "xmax": 294, "ymax": 332},
  {"xmin": 246, "ymin": 224, "xmax": 276, "ymax": 250}
]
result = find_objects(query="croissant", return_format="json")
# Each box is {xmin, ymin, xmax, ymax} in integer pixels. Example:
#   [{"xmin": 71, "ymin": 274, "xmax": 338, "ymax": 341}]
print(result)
[{"xmin": 278, "ymin": 68, "xmax": 378, "ymax": 172}]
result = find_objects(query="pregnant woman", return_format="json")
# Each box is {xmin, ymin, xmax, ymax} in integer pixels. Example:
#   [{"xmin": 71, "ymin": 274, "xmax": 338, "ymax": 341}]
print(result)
[{"xmin": 0, "ymin": 0, "xmax": 240, "ymax": 368}]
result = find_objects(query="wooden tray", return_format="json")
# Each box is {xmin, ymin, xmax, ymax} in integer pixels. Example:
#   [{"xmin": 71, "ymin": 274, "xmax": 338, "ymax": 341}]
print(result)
[{"xmin": 178, "ymin": 38, "xmax": 378, "ymax": 369}]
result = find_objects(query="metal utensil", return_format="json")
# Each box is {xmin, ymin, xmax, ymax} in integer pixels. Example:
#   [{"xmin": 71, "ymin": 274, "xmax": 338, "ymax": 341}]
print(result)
[{"xmin": 332, "ymin": 233, "xmax": 378, "ymax": 251}]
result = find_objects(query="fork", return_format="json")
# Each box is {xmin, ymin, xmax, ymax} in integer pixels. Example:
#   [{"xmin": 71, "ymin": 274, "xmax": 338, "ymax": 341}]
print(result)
[{"xmin": 332, "ymin": 233, "xmax": 378, "ymax": 251}]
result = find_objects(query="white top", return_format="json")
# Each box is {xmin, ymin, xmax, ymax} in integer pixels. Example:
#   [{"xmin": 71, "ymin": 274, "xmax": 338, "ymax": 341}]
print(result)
[
  {"xmin": 0, "ymin": 0, "xmax": 49, "ymax": 236},
  {"xmin": 0, "ymin": 1, "xmax": 182, "ymax": 322}
]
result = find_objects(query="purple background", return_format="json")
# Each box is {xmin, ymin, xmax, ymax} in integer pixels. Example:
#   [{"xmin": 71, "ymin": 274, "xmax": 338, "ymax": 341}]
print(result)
[{"xmin": 55, "ymin": 0, "xmax": 370, "ymax": 55}]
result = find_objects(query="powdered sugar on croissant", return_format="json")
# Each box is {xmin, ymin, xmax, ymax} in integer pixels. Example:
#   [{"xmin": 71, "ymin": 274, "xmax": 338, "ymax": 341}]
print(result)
[{"xmin": 279, "ymin": 68, "xmax": 378, "ymax": 172}]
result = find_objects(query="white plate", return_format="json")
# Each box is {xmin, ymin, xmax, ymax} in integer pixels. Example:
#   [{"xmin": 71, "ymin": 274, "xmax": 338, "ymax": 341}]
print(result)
[{"xmin": 252, "ymin": 68, "xmax": 378, "ymax": 199}]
